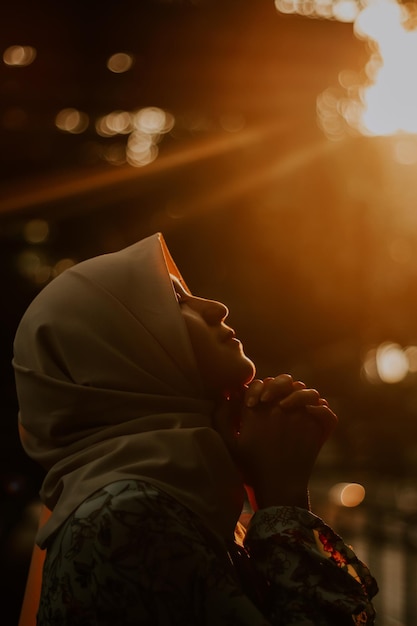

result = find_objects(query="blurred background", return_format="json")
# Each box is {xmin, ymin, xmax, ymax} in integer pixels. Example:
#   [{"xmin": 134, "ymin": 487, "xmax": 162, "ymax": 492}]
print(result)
[{"xmin": 2, "ymin": 0, "xmax": 417, "ymax": 623}]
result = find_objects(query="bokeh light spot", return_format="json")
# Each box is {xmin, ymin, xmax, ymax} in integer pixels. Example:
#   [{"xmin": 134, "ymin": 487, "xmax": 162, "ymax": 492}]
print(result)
[
  {"xmin": 23, "ymin": 219, "xmax": 49, "ymax": 244},
  {"xmin": 329, "ymin": 482, "xmax": 366, "ymax": 507},
  {"xmin": 376, "ymin": 342, "xmax": 409, "ymax": 383},
  {"xmin": 3, "ymin": 45, "xmax": 37, "ymax": 67},
  {"xmin": 393, "ymin": 138, "xmax": 417, "ymax": 165},
  {"xmin": 55, "ymin": 108, "xmax": 89, "ymax": 134},
  {"xmin": 219, "ymin": 113, "xmax": 246, "ymax": 133},
  {"xmin": 332, "ymin": 0, "xmax": 359, "ymax": 23},
  {"xmin": 133, "ymin": 106, "xmax": 175, "ymax": 135},
  {"xmin": 405, "ymin": 346, "xmax": 417, "ymax": 373},
  {"xmin": 96, "ymin": 111, "xmax": 132, "ymax": 137},
  {"xmin": 362, "ymin": 342, "xmax": 417, "ymax": 383},
  {"xmin": 107, "ymin": 52, "xmax": 134, "ymax": 73},
  {"xmin": 53, "ymin": 258, "xmax": 76, "ymax": 276},
  {"xmin": 126, "ymin": 131, "xmax": 158, "ymax": 167},
  {"xmin": 16, "ymin": 250, "xmax": 52, "ymax": 284}
]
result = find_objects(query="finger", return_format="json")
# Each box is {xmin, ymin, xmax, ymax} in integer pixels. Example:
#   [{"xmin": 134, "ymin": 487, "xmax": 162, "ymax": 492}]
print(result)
[
  {"xmin": 279, "ymin": 388, "xmax": 321, "ymax": 410},
  {"xmin": 258, "ymin": 374, "xmax": 294, "ymax": 402},
  {"xmin": 292, "ymin": 380, "xmax": 306, "ymax": 391},
  {"xmin": 244, "ymin": 379, "xmax": 265, "ymax": 407},
  {"xmin": 305, "ymin": 403, "xmax": 337, "ymax": 421},
  {"xmin": 305, "ymin": 404, "xmax": 338, "ymax": 442}
]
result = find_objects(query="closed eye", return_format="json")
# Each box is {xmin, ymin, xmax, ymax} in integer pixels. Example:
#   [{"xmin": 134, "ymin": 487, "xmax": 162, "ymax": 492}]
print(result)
[
  {"xmin": 174, "ymin": 289, "xmax": 186, "ymax": 304},
  {"xmin": 171, "ymin": 275, "xmax": 190, "ymax": 305}
]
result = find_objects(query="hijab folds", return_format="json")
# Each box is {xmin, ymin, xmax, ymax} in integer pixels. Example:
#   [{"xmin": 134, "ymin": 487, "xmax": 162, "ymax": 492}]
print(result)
[{"xmin": 13, "ymin": 233, "xmax": 245, "ymax": 549}]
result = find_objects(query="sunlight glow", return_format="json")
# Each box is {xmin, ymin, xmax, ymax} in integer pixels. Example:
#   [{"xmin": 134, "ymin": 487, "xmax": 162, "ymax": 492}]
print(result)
[
  {"xmin": 277, "ymin": 0, "xmax": 417, "ymax": 138},
  {"xmin": 355, "ymin": 0, "xmax": 417, "ymax": 135}
]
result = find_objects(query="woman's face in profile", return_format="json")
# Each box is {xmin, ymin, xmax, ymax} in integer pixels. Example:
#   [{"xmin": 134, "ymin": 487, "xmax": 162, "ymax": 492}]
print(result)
[{"xmin": 171, "ymin": 276, "xmax": 255, "ymax": 396}]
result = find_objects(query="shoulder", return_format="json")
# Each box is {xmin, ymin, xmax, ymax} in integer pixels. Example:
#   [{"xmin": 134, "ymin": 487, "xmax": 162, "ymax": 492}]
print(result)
[{"xmin": 75, "ymin": 479, "xmax": 199, "ymax": 530}]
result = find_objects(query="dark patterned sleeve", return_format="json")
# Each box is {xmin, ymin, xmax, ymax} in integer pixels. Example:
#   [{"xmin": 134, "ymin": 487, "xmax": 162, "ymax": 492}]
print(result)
[
  {"xmin": 122, "ymin": 494, "xmax": 274, "ymax": 626},
  {"xmin": 243, "ymin": 506, "xmax": 379, "ymax": 626},
  {"xmin": 38, "ymin": 480, "xmax": 272, "ymax": 626}
]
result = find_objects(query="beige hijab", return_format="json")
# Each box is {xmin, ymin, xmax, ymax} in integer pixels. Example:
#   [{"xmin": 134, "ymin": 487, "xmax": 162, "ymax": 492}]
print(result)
[{"xmin": 13, "ymin": 232, "xmax": 245, "ymax": 549}]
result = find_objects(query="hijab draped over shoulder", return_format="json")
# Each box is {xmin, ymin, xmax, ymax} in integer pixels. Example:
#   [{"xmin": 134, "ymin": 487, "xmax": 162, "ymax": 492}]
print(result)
[{"xmin": 13, "ymin": 233, "xmax": 245, "ymax": 548}]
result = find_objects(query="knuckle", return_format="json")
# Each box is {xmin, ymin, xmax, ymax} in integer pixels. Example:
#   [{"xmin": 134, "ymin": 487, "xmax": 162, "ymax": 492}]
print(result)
[{"xmin": 276, "ymin": 373, "xmax": 293, "ymax": 384}]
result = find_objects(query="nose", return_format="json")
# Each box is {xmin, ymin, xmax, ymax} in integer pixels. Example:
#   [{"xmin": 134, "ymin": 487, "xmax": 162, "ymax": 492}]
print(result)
[{"xmin": 195, "ymin": 297, "xmax": 229, "ymax": 325}]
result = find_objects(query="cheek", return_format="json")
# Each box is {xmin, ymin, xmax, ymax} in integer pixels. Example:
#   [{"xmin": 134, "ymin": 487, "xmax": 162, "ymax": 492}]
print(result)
[
  {"xmin": 184, "ymin": 324, "xmax": 227, "ymax": 385},
  {"xmin": 181, "ymin": 314, "xmax": 211, "ymax": 365},
  {"xmin": 181, "ymin": 311, "xmax": 254, "ymax": 390}
]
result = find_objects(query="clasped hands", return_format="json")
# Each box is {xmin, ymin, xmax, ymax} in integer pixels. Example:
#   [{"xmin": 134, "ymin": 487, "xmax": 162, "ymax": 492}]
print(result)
[{"xmin": 213, "ymin": 374, "xmax": 338, "ymax": 511}]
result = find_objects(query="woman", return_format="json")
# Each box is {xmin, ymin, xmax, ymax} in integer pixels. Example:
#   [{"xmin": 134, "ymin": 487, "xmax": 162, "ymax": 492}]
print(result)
[{"xmin": 13, "ymin": 232, "xmax": 377, "ymax": 625}]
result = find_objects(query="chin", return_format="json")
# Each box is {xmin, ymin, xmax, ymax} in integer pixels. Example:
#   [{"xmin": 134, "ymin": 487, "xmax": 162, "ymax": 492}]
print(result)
[
  {"xmin": 233, "ymin": 356, "xmax": 256, "ymax": 389},
  {"xmin": 242, "ymin": 354, "xmax": 256, "ymax": 382}
]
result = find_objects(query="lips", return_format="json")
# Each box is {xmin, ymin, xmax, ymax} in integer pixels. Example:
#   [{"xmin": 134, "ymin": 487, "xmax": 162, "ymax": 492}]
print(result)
[{"xmin": 220, "ymin": 328, "xmax": 236, "ymax": 342}]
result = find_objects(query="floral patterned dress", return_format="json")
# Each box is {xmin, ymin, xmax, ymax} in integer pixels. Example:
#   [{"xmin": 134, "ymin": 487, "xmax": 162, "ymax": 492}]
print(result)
[{"xmin": 37, "ymin": 480, "xmax": 377, "ymax": 626}]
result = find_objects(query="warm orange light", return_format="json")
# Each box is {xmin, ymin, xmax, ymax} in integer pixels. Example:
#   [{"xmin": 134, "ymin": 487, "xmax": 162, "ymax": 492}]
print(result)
[
  {"xmin": 23, "ymin": 219, "xmax": 49, "ymax": 244},
  {"xmin": 405, "ymin": 346, "xmax": 417, "ymax": 373},
  {"xmin": 16, "ymin": 249, "xmax": 53, "ymax": 284},
  {"xmin": 126, "ymin": 131, "xmax": 158, "ymax": 167},
  {"xmin": 95, "ymin": 111, "xmax": 132, "ymax": 137},
  {"xmin": 107, "ymin": 52, "xmax": 134, "ymax": 73},
  {"xmin": 355, "ymin": 0, "xmax": 417, "ymax": 135},
  {"xmin": 274, "ymin": 0, "xmax": 359, "ymax": 21},
  {"xmin": 219, "ymin": 113, "xmax": 246, "ymax": 133},
  {"xmin": 333, "ymin": 0, "xmax": 359, "ymax": 22},
  {"xmin": 3, "ymin": 45, "xmax": 37, "ymax": 66},
  {"xmin": 329, "ymin": 482, "xmax": 366, "ymax": 507},
  {"xmin": 133, "ymin": 106, "xmax": 175, "ymax": 135},
  {"xmin": 376, "ymin": 342, "xmax": 409, "ymax": 383},
  {"xmin": 55, "ymin": 108, "xmax": 89, "ymax": 134},
  {"xmin": 393, "ymin": 137, "xmax": 417, "ymax": 165},
  {"xmin": 101, "ymin": 143, "xmax": 127, "ymax": 166},
  {"xmin": 277, "ymin": 0, "xmax": 417, "ymax": 139},
  {"xmin": 53, "ymin": 258, "xmax": 76, "ymax": 276},
  {"xmin": 94, "ymin": 106, "xmax": 173, "ymax": 168},
  {"xmin": 362, "ymin": 341, "xmax": 417, "ymax": 384}
]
